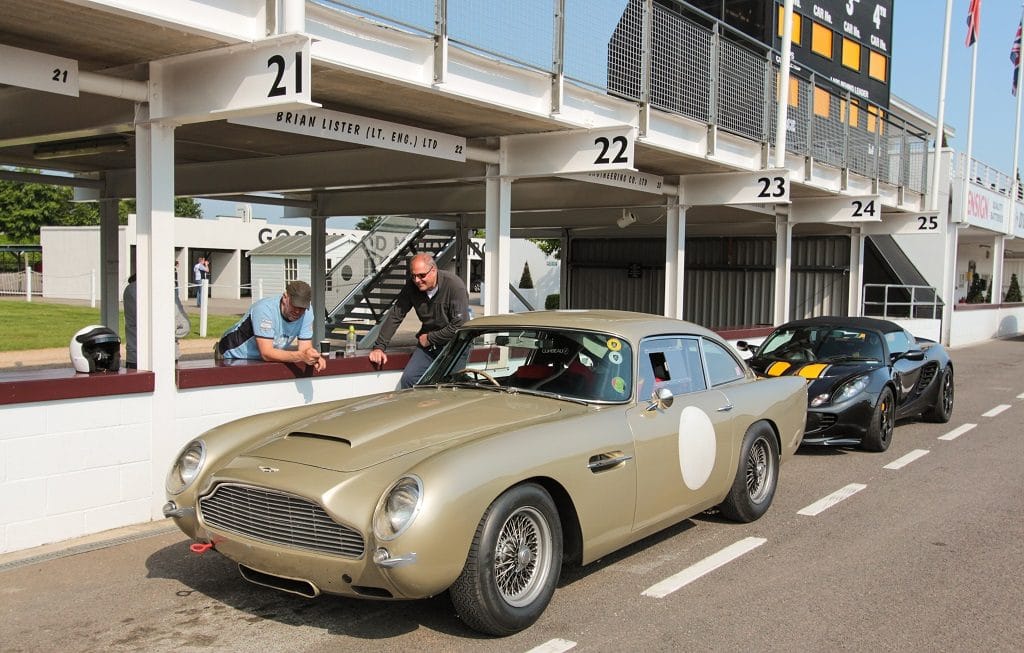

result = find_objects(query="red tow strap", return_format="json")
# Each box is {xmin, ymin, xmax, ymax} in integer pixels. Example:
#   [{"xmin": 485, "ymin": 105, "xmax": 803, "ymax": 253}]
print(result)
[{"xmin": 190, "ymin": 542, "xmax": 214, "ymax": 554}]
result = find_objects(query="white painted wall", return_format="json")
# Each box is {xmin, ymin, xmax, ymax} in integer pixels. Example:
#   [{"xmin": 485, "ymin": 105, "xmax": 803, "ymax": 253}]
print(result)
[
  {"xmin": 949, "ymin": 305, "xmax": 1024, "ymax": 348},
  {"xmin": 39, "ymin": 226, "xmax": 124, "ymax": 300},
  {"xmin": 0, "ymin": 369, "xmax": 401, "ymax": 554}
]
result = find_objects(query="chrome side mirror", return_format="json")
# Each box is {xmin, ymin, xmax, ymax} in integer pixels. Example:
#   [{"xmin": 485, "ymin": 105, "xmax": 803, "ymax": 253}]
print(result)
[{"xmin": 646, "ymin": 386, "xmax": 674, "ymax": 411}]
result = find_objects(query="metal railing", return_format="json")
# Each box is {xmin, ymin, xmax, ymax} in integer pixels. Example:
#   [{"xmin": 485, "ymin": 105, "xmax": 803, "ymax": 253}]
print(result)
[
  {"xmin": 862, "ymin": 284, "xmax": 943, "ymax": 320},
  {"xmin": 322, "ymin": 0, "xmax": 931, "ymax": 193}
]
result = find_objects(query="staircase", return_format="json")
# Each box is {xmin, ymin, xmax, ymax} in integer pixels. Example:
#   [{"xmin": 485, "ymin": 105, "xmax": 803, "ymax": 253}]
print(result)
[{"xmin": 325, "ymin": 216, "xmax": 456, "ymax": 344}]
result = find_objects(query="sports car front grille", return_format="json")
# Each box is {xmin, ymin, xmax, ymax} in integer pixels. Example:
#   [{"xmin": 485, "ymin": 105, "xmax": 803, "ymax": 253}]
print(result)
[
  {"xmin": 805, "ymin": 412, "xmax": 837, "ymax": 434},
  {"xmin": 198, "ymin": 484, "xmax": 365, "ymax": 558}
]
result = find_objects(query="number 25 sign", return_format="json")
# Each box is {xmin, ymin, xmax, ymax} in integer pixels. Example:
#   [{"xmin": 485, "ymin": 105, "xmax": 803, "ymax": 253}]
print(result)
[{"xmin": 150, "ymin": 34, "xmax": 318, "ymax": 124}]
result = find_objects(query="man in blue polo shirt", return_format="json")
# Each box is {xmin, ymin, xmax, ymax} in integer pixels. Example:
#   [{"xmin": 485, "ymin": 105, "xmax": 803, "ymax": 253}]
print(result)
[{"xmin": 215, "ymin": 280, "xmax": 326, "ymax": 372}]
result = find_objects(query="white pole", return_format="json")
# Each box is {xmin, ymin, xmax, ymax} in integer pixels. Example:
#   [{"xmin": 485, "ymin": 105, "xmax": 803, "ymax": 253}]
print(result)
[
  {"xmin": 200, "ymin": 278, "xmax": 209, "ymax": 337},
  {"xmin": 90, "ymin": 268, "xmax": 96, "ymax": 308},
  {"xmin": 25, "ymin": 263, "xmax": 32, "ymax": 302},
  {"xmin": 1011, "ymin": 4, "xmax": 1024, "ymax": 202},
  {"xmin": 774, "ymin": 0, "xmax": 795, "ymax": 168},
  {"xmin": 931, "ymin": 0, "xmax": 954, "ymax": 211},
  {"xmin": 961, "ymin": 29, "xmax": 979, "ymax": 219}
]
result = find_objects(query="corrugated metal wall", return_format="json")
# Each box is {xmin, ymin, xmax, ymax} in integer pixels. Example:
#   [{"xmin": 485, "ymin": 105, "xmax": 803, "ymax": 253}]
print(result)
[{"xmin": 567, "ymin": 236, "xmax": 850, "ymax": 327}]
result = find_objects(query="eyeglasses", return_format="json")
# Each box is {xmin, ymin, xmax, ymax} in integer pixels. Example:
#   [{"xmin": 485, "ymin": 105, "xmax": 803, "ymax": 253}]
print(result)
[{"xmin": 411, "ymin": 266, "xmax": 435, "ymax": 281}]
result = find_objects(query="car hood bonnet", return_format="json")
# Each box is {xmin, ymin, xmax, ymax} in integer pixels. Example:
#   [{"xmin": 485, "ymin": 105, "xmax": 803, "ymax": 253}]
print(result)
[
  {"xmin": 243, "ymin": 389, "xmax": 564, "ymax": 472},
  {"xmin": 756, "ymin": 359, "xmax": 880, "ymax": 381}
]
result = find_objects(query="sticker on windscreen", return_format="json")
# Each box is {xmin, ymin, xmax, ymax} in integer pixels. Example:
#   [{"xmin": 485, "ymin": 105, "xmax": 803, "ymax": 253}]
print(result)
[
  {"xmin": 608, "ymin": 351, "xmax": 623, "ymax": 365},
  {"xmin": 611, "ymin": 376, "xmax": 626, "ymax": 394},
  {"xmin": 607, "ymin": 338, "xmax": 622, "ymax": 352}
]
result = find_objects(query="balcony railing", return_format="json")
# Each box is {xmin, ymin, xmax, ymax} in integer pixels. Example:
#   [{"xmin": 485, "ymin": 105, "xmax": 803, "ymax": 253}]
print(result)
[{"xmin": 322, "ymin": 0, "xmax": 930, "ymax": 193}]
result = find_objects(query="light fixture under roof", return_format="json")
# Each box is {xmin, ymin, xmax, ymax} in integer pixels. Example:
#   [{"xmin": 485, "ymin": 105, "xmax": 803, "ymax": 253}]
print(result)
[{"xmin": 33, "ymin": 134, "xmax": 130, "ymax": 160}]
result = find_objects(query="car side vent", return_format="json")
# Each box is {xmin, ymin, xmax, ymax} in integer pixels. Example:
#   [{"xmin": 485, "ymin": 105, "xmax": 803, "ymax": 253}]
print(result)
[{"xmin": 914, "ymin": 363, "xmax": 939, "ymax": 396}]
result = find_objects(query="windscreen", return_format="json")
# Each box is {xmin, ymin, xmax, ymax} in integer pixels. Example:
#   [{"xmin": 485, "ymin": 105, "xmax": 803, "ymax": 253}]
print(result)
[
  {"xmin": 759, "ymin": 326, "xmax": 883, "ymax": 363},
  {"xmin": 418, "ymin": 327, "xmax": 634, "ymax": 403}
]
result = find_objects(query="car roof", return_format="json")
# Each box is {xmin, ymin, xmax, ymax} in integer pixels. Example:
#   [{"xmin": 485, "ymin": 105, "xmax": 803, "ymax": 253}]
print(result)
[
  {"xmin": 778, "ymin": 316, "xmax": 903, "ymax": 333},
  {"xmin": 464, "ymin": 310, "xmax": 722, "ymax": 343}
]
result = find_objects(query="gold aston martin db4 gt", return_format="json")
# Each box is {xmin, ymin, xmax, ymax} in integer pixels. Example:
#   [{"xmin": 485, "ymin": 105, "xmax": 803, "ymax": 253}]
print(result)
[{"xmin": 165, "ymin": 310, "xmax": 806, "ymax": 635}]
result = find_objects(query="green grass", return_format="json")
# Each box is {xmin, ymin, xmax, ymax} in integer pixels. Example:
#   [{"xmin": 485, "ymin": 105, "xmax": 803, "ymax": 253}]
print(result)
[{"xmin": 0, "ymin": 300, "xmax": 242, "ymax": 352}]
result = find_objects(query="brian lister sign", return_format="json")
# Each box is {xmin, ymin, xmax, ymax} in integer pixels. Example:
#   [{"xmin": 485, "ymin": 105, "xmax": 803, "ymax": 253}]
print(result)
[{"xmin": 231, "ymin": 108, "xmax": 467, "ymax": 162}]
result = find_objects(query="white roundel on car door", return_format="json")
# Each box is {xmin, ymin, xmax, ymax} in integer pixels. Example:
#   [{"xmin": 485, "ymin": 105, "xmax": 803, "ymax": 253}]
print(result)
[{"xmin": 677, "ymin": 406, "xmax": 717, "ymax": 490}]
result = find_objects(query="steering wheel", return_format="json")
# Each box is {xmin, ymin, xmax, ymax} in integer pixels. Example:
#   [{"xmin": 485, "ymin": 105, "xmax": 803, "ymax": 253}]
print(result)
[
  {"xmin": 784, "ymin": 347, "xmax": 814, "ymax": 362},
  {"xmin": 453, "ymin": 368, "xmax": 501, "ymax": 387}
]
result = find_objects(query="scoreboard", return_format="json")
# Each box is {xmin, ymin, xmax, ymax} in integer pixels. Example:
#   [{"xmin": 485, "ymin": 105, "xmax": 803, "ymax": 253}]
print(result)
[{"xmin": 772, "ymin": 0, "xmax": 894, "ymax": 108}]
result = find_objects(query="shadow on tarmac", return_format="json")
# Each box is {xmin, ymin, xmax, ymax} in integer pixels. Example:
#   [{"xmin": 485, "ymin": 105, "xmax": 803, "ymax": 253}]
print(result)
[{"xmin": 143, "ymin": 540, "xmax": 486, "ymax": 641}]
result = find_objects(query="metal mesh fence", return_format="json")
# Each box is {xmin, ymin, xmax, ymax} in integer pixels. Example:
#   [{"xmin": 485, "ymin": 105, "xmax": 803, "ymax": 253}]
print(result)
[
  {"xmin": 448, "ymin": 0, "xmax": 554, "ymax": 72},
  {"xmin": 716, "ymin": 36, "xmax": 768, "ymax": 142},
  {"xmin": 603, "ymin": 0, "xmax": 644, "ymax": 101},
  {"xmin": 564, "ymin": 0, "xmax": 633, "ymax": 91},
  {"xmin": 649, "ymin": 3, "xmax": 712, "ymax": 122}
]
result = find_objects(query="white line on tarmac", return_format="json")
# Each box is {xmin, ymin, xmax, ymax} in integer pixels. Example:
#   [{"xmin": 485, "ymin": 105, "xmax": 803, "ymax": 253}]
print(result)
[
  {"xmin": 982, "ymin": 404, "xmax": 1011, "ymax": 417},
  {"xmin": 797, "ymin": 483, "xmax": 867, "ymax": 516},
  {"xmin": 641, "ymin": 537, "xmax": 767, "ymax": 599},
  {"xmin": 1018, "ymin": 392, "xmax": 1024, "ymax": 400},
  {"xmin": 883, "ymin": 449, "xmax": 929, "ymax": 470},
  {"xmin": 939, "ymin": 423, "xmax": 977, "ymax": 441},
  {"xmin": 525, "ymin": 639, "xmax": 577, "ymax": 653}
]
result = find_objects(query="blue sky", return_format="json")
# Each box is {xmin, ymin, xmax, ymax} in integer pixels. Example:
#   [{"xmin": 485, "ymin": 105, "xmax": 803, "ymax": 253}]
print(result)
[{"xmin": 892, "ymin": 0, "xmax": 1024, "ymax": 174}]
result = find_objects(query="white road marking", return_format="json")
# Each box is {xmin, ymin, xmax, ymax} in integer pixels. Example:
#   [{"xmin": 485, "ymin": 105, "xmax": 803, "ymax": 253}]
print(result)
[
  {"xmin": 939, "ymin": 423, "xmax": 977, "ymax": 441},
  {"xmin": 797, "ymin": 483, "xmax": 867, "ymax": 516},
  {"xmin": 641, "ymin": 537, "xmax": 766, "ymax": 599},
  {"xmin": 982, "ymin": 404, "xmax": 1011, "ymax": 417},
  {"xmin": 1017, "ymin": 392, "xmax": 1024, "ymax": 400},
  {"xmin": 883, "ymin": 449, "xmax": 929, "ymax": 470},
  {"xmin": 525, "ymin": 639, "xmax": 577, "ymax": 653}
]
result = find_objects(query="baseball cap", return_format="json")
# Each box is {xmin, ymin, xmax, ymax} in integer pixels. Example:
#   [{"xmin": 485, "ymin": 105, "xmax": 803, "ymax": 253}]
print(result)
[{"xmin": 286, "ymin": 280, "xmax": 312, "ymax": 308}]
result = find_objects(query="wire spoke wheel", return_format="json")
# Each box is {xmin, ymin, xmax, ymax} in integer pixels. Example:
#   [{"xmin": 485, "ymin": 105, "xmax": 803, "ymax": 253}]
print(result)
[
  {"xmin": 745, "ymin": 436, "xmax": 774, "ymax": 504},
  {"xmin": 493, "ymin": 507, "xmax": 552, "ymax": 607}
]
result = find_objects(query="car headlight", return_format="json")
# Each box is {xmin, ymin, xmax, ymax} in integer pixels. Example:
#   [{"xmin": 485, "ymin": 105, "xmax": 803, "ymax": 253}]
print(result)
[
  {"xmin": 166, "ymin": 440, "xmax": 206, "ymax": 495},
  {"xmin": 373, "ymin": 476, "xmax": 423, "ymax": 541},
  {"xmin": 812, "ymin": 375, "xmax": 870, "ymax": 407}
]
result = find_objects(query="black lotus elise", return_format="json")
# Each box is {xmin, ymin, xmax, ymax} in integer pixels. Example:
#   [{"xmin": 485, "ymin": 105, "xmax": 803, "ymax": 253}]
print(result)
[{"xmin": 739, "ymin": 317, "xmax": 954, "ymax": 452}]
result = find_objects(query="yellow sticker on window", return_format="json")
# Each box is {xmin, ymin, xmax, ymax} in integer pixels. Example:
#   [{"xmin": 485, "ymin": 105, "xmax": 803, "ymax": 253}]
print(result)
[{"xmin": 607, "ymin": 338, "xmax": 622, "ymax": 352}]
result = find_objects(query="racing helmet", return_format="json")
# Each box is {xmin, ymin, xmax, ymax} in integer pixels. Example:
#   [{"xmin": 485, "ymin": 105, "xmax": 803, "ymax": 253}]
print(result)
[{"xmin": 70, "ymin": 324, "xmax": 121, "ymax": 373}]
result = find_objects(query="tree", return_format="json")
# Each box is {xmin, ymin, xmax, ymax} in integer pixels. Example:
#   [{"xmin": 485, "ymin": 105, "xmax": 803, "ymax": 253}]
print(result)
[
  {"xmin": 118, "ymin": 197, "xmax": 203, "ymax": 221},
  {"xmin": 0, "ymin": 175, "xmax": 81, "ymax": 241},
  {"xmin": 965, "ymin": 274, "xmax": 988, "ymax": 303},
  {"xmin": 517, "ymin": 262, "xmax": 534, "ymax": 289},
  {"xmin": 356, "ymin": 215, "xmax": 383, "ymax": 231},
  {"xmin": 530, "ymin": 238, "xmax": 561, "ymax": 260},
  {"xmin": 1006, "ymin": 273, "xmax": 1022, "ymax": 303}
]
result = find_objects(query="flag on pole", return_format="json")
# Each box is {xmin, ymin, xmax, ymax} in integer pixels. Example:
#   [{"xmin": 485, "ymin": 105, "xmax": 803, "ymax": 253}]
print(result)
[
  {"xmin": 1012, "ymin": 18, "xmax": 1022, "ymax": 95},
  {"xmin": 966, "ymin": 0, "xmax": 981, "ymax": 46}
]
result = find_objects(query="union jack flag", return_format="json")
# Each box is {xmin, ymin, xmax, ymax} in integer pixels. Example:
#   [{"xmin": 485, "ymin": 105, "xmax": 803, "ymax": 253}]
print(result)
[
  {"xmin": 1013, "ymin": 18, "xmax": 1022, "ymax": 95},
  {"xmin": 966, "ymin": 0, "xmax": 981, "ymax": 47}
]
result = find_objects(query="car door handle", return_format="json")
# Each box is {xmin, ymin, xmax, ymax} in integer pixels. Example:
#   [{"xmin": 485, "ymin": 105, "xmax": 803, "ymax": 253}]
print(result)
[
  {"xmin": 588, "ymin": 452, "xmax": 633, "ymax": 472},
  {"xmin": 717, "ymin": 404, "xmax": 733, "ymax": 412}
]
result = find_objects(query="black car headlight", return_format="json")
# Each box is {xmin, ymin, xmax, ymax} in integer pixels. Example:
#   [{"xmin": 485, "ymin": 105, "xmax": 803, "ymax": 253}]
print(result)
[
  {"xmin": 373, "ymin": 476, "xmax": 423, "ymax": 541},
  {"xmin": 811, "ymin": 375, "xmax": 869, "ymax": 407},
  {"xmin": 166, "ymin": 440, "xmax": 206, "ymax": 495}
]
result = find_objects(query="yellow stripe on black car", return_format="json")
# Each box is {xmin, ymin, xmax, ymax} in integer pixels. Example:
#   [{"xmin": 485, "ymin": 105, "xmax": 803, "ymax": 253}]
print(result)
[
  {"xmin": 766, "ymin": 361, "xmax": 791, "ymax": 376},
  {"xmin": 797, "ymin": 363, "xmax": 829, "ymax": 379}
]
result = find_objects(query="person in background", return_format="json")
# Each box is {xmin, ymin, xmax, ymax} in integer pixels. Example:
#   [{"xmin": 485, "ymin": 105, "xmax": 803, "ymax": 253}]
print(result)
[
  {"xmin": 123, "ymin": 274, "xmax": 138, "ymax": 369},
  {"xmin": 215, "ymin": 279, "xmax": 326, "ymax": 372},
  {"xmin": 368, "ymin": 253, "xmax": 470, "ymax": 388},
  {"xmin": 123, "ymin": 273, "xmax": 192, "ymax": 369},
  {"xmin": 193, "ymin": 256, "xmax": 208, "ymax": 306}
]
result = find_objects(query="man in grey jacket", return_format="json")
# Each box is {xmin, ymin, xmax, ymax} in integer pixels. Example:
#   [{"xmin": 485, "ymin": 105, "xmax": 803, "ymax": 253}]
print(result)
[{"xmin": 368, "ymin": 253, "xmax": 470, "ymax": 388}]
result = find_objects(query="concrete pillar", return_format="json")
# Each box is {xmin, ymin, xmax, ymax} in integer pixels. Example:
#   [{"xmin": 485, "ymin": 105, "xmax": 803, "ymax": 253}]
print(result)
[{"xmin": 774, "ymin": 210, "xmax": 793, "ymax": 325}]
